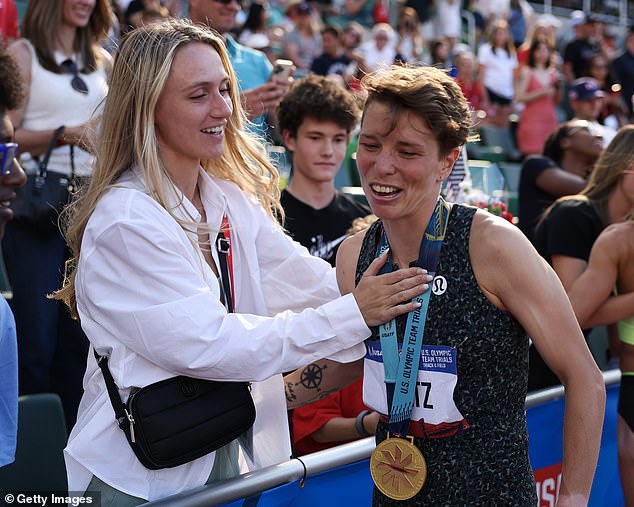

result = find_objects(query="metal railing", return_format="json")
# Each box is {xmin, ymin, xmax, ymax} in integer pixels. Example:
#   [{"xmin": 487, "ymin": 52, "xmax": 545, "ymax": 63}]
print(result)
[{"xmin": 145, "ymin": 369, "xmax": 621, "ymax": 507}]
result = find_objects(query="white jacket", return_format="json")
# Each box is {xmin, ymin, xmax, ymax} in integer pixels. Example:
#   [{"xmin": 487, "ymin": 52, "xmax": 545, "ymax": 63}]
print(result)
[{"xmin": 65, "ymin": 167, "xmax": 368, "ymax": 500}]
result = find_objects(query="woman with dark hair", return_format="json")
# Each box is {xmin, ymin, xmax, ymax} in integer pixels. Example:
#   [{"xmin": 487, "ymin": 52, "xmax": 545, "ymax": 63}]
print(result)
[
  {"xmin": 518, "ymin": 119, "xmax": 603, "ymax": 245},
  {"xmin": 4, "ymin": 0, "xmax": 112, "ymax": 427},
  {"xmin": 515, "ymin": 40, "xmax": 560, "ymax": 156},
  {"xmin": 237, "ymin": 0, "xmax": 270, "ymax": 49},
  {"xmin": 531, "ymin": 126, "xmax": 634, "ymax": 390}
]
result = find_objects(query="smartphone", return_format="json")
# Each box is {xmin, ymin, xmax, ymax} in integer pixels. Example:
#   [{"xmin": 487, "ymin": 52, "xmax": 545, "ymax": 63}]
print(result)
[{"xmin": 272, "ymin": 59, "xmax": 293, "ymax": 81}]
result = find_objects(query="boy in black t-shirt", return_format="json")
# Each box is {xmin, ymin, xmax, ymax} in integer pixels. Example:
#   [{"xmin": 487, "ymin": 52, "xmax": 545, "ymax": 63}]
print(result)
[{"xmin": 277, "ymin": 74, "xmax": 370, "ymax": 266}]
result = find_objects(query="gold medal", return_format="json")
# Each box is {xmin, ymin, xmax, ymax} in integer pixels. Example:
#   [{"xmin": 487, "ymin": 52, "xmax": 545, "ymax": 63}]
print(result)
[{"xmin": 370, "ymin": 436, "xmax": 427, "ymax": 500}]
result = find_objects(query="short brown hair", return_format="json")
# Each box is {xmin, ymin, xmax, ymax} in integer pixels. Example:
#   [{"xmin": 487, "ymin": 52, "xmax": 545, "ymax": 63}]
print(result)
[{"xmin": 361, "ymin": 65, "xmax": 471, "ymax": 157}]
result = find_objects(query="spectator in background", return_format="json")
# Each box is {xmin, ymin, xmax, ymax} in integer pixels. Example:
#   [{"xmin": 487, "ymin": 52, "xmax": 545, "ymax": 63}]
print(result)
[
  {"xmin": 335, "ymin": 0, "xmax": 374, "ymax": 30},
  {"xmin": 429, "ymin": 39, "xmax": 453, "ymax": 73},
  {"xmin": 278, "ymin": 74, "xmax": 369, "ymax": 267},
  {"xmin": 569, "ymin": 77, "xmax": 617, "ymax": 146},
  {"xmin": 340, "ymin": 22, "xmax": 368, "ymax": 90},
  {"xmin": 395, "ymin": 7, "xmax": 425, "ymax": 64},
  {"xmin": 507, "ymin": 0, "xmax": 531, "ymax": 49},
  {"xmin": 516, "ymin": 13, "xmax": 560, "ymax": 70},
  {"xmin": 0, "ymin": 46, "xmax": 27, "ymax": 468},
  {"xmin": 276, "ymin": 76, "xmax": 374, "ymax": 455},
  {"xmin": 283, "ymin": 2, "xmax": 321, "ymax": 78},
  {"xmin": 236, "ymin": 0, "xmax": 270, "ymax": 50},
  {"xmin": 454, "ymin": 49, "xmax": 489, "ymax": 125},
  {"xmin": 518, "ymin": 120, "xmax": 603, "ymax": 245},
  {"xmin": 477, "ymin": 19, "xmax": 517, "ymax": 127},
  {"xmin": 361, "ymin": 23, "xmax": 396, "ymax": 72},
  {"xmin": 5, "ymin": 0, "xmax": 112, "ymax": 428},
  {"xmin": 610, "ymin": 27, "xmax": 634, "ymax": 121},
  {"xmin": 0, "ymin": 0, "xmax": 19, "ymax": 46},
  {"xmin": 588, "ymin": 53, "xmax": 628, "ymax": 130},
  {"xmin": 566, "ymin": 210, "xmax": 634, "ymax": 507},
  {"xmin": 563, "ymin": 11, "xmax": 602, "ymax": 84},
  {"xmin": 189, "ymin": 0, "xmax": 291, "ymax": 136},
  {"xmin": 311, "ymin": 25, "xmax": 351, "ymax": 78},
  {"xmin": 532, "ymin": 127, "xmax": 634, "ymax": 390},
  {"xmin": 434, "ymin": 0, "xmax": 461, "ymax": 52},
  {"xmin": 514, "ymin": 40, "xmax": 560, "ymax": 156}
]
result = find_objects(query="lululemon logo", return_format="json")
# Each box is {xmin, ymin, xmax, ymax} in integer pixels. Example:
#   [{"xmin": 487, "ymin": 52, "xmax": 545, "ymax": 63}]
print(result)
[
  {"xmin": 432, "ymin": 275, "xmax": 447, "ymax": 296},
  {"xmin": 180, "ymin": 379, "xmax": 197, "ymax": 397}
]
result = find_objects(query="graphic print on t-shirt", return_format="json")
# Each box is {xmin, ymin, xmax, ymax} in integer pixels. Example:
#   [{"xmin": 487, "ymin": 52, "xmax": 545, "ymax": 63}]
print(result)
[{"xmin": 309, "ymin": 234, "xmax": 347, "ymax": 261}]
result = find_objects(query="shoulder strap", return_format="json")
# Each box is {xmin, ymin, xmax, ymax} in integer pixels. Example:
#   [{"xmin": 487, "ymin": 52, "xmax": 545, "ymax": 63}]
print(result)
[
  {"xmin": 216, "ymin": 214, "xmax": 234, "ymax": 313},
  {"xmin": 95, "ymin": 215, "xmax": 236, "ymax": 416},
  {"xmin": 37, "ymin": 126, "xmax": 65, "ymax": 178},
  {"xmin": 93, "ymin": 350, "xmax": 130, "ymax": 431}
]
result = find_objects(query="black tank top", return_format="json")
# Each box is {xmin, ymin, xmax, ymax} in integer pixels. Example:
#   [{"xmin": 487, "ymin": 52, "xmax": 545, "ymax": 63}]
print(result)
[{"xmin": 356, "ymin": 204, "xmax": 537, "ymax": 506}]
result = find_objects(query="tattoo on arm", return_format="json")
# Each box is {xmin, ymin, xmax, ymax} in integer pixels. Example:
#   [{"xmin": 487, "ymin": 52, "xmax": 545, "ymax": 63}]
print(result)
[
  {"xmin": 285, "ymin": 382, "xmax": 297, "ymax": 403},
  {"xmin": 299, "ymin": 363, "xmax": 326, "ymax": 391}
]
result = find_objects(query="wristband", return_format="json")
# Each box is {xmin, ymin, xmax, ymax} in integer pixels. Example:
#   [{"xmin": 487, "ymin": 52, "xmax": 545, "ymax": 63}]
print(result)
[{"xmin": 355, "ymin": 409, "xmax": 372, "ymax": 437}]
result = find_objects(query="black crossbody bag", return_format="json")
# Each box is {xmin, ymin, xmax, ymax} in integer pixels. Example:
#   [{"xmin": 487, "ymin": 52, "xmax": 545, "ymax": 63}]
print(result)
[{"xmin": 94, "ymin": 224, "xmax": 256, "ymax": 470}]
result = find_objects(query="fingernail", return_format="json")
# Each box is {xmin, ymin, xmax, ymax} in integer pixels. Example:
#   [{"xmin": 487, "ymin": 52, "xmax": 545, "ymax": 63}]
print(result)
[
  {"xmin": 421, "ymin": 284, "xmax": 429, "ymax": 290},
  {"xmin": 420, "ymin": 269, "xmax": 428, "ymax": 274},
  {"xmin": 414, "ymin": 302, "xmax": 422, "ymax": 308}
]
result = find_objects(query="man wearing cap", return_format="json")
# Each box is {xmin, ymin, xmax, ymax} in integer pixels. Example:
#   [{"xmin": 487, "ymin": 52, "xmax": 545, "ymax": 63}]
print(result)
[
  {"xmin": 569, "ymin": 77, "xmax": 617, "ymax": 146},
  {"xmin": 563, "ymin": 11, "xmax": 602, "ymax": 83},
  {"xmin": 189, "ymin": 0, "xmax": 291, "ymax": 135},
  {"xmin": 611, "ymin": 28, "xmax": 634, "ymax": 121}
]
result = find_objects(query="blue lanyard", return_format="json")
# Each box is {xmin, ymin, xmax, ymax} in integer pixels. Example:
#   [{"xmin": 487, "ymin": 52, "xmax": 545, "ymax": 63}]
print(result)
[{"xmin": 377, "ymin": 198, "xmax": 450, "ymax": 436}]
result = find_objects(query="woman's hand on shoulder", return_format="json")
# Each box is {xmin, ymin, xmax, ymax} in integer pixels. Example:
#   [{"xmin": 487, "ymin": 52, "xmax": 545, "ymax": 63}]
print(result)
[{"xmin": 351, "ymin": 250, "xmax": 432, "ymax": 328}]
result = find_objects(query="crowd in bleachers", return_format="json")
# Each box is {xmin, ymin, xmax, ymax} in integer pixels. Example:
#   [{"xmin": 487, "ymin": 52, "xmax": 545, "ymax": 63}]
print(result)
[{"xmin": 1, "ymin": 0, "xmax": 633, "ymax": 503}]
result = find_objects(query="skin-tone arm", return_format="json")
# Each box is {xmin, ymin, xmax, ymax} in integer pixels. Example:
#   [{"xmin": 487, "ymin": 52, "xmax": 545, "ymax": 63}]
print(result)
[
  {"xmin": 472, "ymin": 211, "xmax": 605, "ymax": 506},
  {"xmin": 311, "ymin": 410, "xmax": 380, "ymax": 443},
  {"xmin": 552, "ymin": 240, "xmax": 634, "ymax": 328},
  {"xmin": 514, "ymin": 67, "xmax": 557, "ymax": 104},
  {"xmin": 567, "ymin": 225, "xmax": 634, "ymax": 328},
  {"xmin": 285, "ymin": 232, "xmax": 433, "ymax": 409},
  {"xmin": 534, "ymin": 167, "xmax": 587, "ymax": 198},
  {"xmin": 8, "ymin": 40, "xmax": 107, "ymax": 156}
]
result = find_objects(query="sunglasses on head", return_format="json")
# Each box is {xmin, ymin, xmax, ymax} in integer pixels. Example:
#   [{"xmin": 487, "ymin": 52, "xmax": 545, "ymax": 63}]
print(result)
[
  {"xmin": 59, "ymin": 59, "xmax": 89, "ymax": 95},
  {"xmin": 0, "ymin": 143, "xmax": 18, "ymax": 175}
]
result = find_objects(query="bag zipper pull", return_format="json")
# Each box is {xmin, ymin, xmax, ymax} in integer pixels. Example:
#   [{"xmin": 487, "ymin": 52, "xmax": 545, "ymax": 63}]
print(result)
[{"xmin": 125, "ymin": 409, "xmax": 136, "ymax": 443}]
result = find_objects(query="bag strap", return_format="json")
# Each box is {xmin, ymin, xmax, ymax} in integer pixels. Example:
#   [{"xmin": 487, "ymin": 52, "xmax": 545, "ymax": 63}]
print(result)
[
  {"xmin": 37, "ymin": 126, "xmax": 66, "ymax": 178},
  {"xmin": 216, "ymin": 214, "xmax": 234, "ymax": 313},
  {"xmin": 93, "ymin": 350, "xmax": 133, "ymax": 434},
  {"xmin": 95, "ymin": 214, "xmax": 236, "ymax": 431}
]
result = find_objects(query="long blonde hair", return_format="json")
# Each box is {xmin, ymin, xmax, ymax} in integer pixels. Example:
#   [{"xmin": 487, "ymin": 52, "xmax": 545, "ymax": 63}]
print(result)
[
  {"xmin": 54, "ymin": 19, "xmax": 281, "ymax": 317},
  {"xmin": 22, "ymin": 0, "xmax": 112, "ymax": 74}
]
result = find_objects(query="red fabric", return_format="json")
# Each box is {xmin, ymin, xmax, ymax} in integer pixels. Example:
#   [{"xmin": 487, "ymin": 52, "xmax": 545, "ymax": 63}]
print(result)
[
  {"xmin": 372, "ymin": 1, "xmax": 389, "ymax": 24},
  {"xmin": 517, "ymin": 46, "xmax": 529, "ymax": 67},
  {"xmin": 456, "ymin": 77, "xmax": 486, "ymax": 111},
  {"xmin": 292, "ymin": 378, "xmax": 369, "ymax": 456},
  {"xmin": 0, "ymin": 0, "xmax": 19, "ymax": 43}
]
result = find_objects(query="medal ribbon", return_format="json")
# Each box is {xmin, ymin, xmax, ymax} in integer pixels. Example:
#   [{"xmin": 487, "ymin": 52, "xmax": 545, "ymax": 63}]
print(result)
[{"xmin": 377, "ymin": 198, "xmax": 450, "ymax": 437}]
